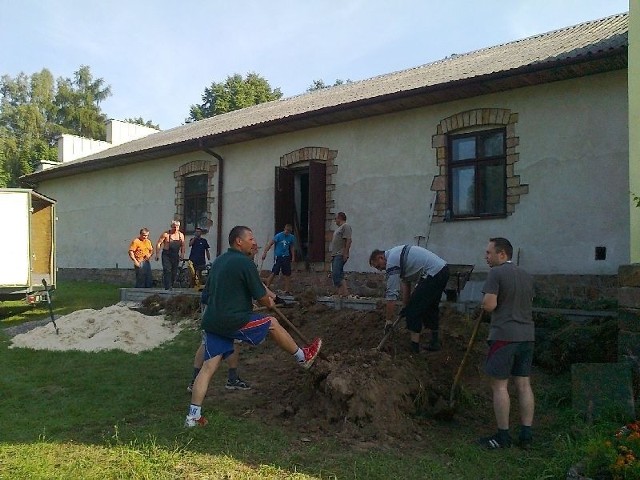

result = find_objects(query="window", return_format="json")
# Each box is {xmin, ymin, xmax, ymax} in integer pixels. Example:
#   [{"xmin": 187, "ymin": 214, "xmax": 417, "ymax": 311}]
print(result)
[
  {"xmin": 431, "ymin": 108, "xmax": 526, "ymax": 222},
  {"xmin": 184, "ymin": 174, "xmax": 209, "ymax": 233},
  {"xmin": 448, "ymin": 128, "xmax": 506, "ymax": 218}
]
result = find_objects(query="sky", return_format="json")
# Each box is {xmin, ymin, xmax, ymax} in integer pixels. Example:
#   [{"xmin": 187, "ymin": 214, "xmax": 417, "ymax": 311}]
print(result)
[{"xmin": 0, "ymin": 0, "xmax": 629, "ymax": 131}]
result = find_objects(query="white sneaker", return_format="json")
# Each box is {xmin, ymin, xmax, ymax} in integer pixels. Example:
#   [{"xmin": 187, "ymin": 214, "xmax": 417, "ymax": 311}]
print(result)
[{"xmin": 184, "ymin": 415, "xmax": 208, "ymax": 428}]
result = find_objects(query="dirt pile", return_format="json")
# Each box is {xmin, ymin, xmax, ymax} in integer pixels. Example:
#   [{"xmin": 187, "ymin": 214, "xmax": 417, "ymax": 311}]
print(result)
[
  {"xmin": 8, "ymin": 292, "xmax": 495, "ymax": 446},
  {"xmin": 204, "ymin": 299, "xmax": 494, "ymax": 446}
]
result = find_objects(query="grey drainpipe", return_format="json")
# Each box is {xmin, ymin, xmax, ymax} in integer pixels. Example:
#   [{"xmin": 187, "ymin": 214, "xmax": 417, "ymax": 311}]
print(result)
[{"xmin": 201, "ymin": 146, "xmax": 224, "ymax": 256}]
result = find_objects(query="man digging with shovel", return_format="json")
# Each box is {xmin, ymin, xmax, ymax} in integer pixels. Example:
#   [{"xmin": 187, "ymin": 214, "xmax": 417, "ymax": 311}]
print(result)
[
  {"xmin": 369, "ymin": 245, "xmax": 449, "ymax": 353},
  {"xmin": 185, "ymin": 225, "xmax": 322, "ymax": 428}
]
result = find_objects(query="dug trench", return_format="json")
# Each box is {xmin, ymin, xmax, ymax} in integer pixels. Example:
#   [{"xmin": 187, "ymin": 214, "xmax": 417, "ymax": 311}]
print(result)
[{"xmin": 172, "ymin": 292, "xmax": 507, "ymax": 449}]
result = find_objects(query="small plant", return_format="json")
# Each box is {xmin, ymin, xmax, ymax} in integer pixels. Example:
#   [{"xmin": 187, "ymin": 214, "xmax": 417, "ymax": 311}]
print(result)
[{"xmin": 584, "ymin": 420, "xmax": 640, "ymax": 479}]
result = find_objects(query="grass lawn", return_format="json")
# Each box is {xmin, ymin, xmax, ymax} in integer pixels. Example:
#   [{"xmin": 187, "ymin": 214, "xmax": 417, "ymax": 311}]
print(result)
[{"xmin": 0, "ymin": 281, "xmax": 628, "ymax": 479}]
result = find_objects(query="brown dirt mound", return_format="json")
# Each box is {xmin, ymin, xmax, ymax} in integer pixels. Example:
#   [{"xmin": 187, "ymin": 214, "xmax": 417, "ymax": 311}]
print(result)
[
  {"xmin": 140, "ymin": 294, "xmax": 201, "ymax": 319},
  {"xmin": 199, "ymin": 299, "xmax": 496, "ymax": 447}
]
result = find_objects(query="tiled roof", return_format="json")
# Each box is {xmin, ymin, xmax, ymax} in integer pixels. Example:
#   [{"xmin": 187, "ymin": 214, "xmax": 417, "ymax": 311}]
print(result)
[{"xmin": 24, "ymin": 12, "xmax": 628, "ymax": 181}]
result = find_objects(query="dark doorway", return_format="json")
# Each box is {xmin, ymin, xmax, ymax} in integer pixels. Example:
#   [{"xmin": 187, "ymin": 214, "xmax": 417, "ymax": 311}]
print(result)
[{"xmin": 274, "ymin": 161, "xmax": 326, "ymax": 262}]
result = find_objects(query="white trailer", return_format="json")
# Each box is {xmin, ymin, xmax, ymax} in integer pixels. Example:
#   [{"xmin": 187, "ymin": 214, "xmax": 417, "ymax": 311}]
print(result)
[{"xmin": 0, "ymin": 189, "xmax": 56, "ymax": 302}]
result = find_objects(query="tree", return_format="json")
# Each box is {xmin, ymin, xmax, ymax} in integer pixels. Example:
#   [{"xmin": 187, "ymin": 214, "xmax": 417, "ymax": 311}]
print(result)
[
  {"xmin": 0, "ymin": 65, "xmax": 111, "ymax": 186},
  {"xmin": 307, "ymin": 79, "xmax": 353, "ymax": 92},
  {"xmin": 54, "ymin": 65, "xmax": 111, "ymax": 140},
  {"xmin": 124, "ymin": 117, "xmax": 160, "ymax": 130},
  {"xmin": 188, "ymin": 72, "xmax": 282, "ymax": 122},
  {"xmin": 0, "ymin": 69, "xmax": 59, "ymax": 186}
]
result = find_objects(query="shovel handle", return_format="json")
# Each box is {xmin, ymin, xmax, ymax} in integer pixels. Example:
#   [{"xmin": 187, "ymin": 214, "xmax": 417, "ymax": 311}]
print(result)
[
  {"xmin": 42, "ymin": 279, "xmax": 59, "ymax": 334},
  {"xmin": 449, "ymin": 309, "xmax": 485, "ymax": 406},
  {"xmin": 272, "ymin": 306, "xmax": 328, "ymax": 360},
  {"xmin": 376, "ymin": 313, "xmax": 404, "ymax": 351}
]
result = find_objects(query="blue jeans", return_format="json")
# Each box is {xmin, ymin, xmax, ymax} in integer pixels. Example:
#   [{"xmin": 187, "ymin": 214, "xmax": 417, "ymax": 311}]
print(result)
[
  {"xmin": 331, "ymin": 255, "xmax": 346, "ymax": 287},
  {"xmin": 134, "ymin": 259, "xmax": 152, "ymax": 288}
]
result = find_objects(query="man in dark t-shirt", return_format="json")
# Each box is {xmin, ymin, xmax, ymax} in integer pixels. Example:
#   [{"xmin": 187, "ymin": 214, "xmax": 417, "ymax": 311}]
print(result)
[
  {"xmin": 184, "ymin": 226, "xmax": 323, "ymax": 428},
  {"xmin": 478, "ymin": 237, "xmax": 534, "ymax": 450}
]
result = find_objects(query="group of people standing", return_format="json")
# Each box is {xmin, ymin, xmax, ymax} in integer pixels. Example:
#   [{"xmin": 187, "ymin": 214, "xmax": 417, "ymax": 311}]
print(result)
[
  {"xmin": 130, "ymin": 216, "xmax": 535, "ymax": 450},
  {"xmin": 129, "ymin": 212, "xmax": 353, "ymax": 296},
  {"xmin": 128, "ymin": 220, "xmax": 210, "ymax": 290}
]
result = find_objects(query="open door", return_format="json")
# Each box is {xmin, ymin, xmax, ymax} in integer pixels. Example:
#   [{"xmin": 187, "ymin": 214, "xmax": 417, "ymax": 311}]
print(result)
[
  {"xmin": 274, "ymin": 161, "xmax": 327, "ymax": 263},
  {"xmin": 307, "ymin": 161, "xmax": 326, "ymax": 262},
  {"xmin": 274, "ymin": 166, "xmax": 295, "ymax": 236}
]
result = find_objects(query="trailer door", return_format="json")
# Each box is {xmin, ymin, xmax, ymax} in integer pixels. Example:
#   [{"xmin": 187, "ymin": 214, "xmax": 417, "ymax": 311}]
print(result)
[{"xmin": 0, "ymin": 190, "xmax": 30, "ymax": 287}]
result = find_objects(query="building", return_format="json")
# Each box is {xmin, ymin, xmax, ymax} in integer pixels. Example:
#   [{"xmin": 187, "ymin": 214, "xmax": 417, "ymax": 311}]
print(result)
[{"xmin": 22, "ymin": 12, "xmax": 630, "ymax": 301}]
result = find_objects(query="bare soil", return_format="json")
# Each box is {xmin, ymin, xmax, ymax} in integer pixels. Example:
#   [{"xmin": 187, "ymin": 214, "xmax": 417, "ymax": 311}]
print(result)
[{"xmin": 193, "ymin": 293, "xmax": 503, "ymax": 449}]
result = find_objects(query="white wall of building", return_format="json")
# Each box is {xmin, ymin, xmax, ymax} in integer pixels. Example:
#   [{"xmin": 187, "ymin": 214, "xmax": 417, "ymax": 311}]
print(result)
[
  {"xmin": 37, "ymin": 70, "xmax": 628, "ymax": 276},
  {"xmin": 55, "ymin": 120, "xmax": 160, "ymax": 165},
  {"xmin": 106, "ymin": 120, "xmax": 159, "ymax": 146},
  {"xmin": 38, "ymin": 151, "xmax": 202, "ymax": 270},
  {"xmin": 57, "ymin": 134, "xmax": 112, "ymax": 163}
]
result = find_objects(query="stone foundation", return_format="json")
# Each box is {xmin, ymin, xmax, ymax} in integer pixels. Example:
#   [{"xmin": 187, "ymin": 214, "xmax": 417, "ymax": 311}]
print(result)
[
  {"xmin": 618, "ymin": 265, "xmax": 640, "ymax": 362},
  {"xmin": 58, "ymin": 267, "xmax": 617, "ymax": 305},
  {"xmin": 57, "ymin": 268, "xmax": 161, "ymax": 287},
  {"xmin": 533, "ymin": 274, "xmax": 618, "ymax": 306}
]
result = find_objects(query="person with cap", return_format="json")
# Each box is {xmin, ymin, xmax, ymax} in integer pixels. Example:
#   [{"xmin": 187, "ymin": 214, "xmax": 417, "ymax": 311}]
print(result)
[{"xmin": 369, "ymin": 244, "xmax": 449, "ymax": 352}]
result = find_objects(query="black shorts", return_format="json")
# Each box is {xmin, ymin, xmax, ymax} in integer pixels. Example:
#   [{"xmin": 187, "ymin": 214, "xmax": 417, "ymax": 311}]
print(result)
[
  {"xmin": 484, "ymin": 341, "xmax": 534, "ymax": 379},
  {"xmin": 271, "ymin": 256, "xmax": 292, "ymax": 276}
]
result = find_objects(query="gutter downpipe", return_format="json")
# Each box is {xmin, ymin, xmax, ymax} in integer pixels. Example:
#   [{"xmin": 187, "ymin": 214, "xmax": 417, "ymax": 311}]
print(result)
[{"xmin": 201, "ymin": 145, "xmax": 225, "ymax": 256}]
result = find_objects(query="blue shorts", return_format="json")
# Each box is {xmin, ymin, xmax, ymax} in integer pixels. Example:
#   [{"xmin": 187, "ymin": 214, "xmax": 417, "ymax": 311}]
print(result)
[
  {"xmin": 271, "ymin": 255, "xmax": 292, "ymax": 276},
  {"xmin": 484, "ymin": 340, "xmax": 534, "ymax": 379},
  {"xmin": 202, "ymin": 313, "xmax": 274, "ymax": 361},
  {"xmin": 331, "ymin": 255, "xmax": 346, "ymax": 286}
]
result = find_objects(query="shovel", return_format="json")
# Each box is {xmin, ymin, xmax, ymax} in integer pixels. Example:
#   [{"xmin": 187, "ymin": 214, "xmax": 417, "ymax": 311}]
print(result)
[
  {"xmin": 272, "ymin": 306, "xmax": 328, "ymax": 361},
  {"xmin": 448, "ymin": 309, "xmax": 485, "ymax": 409},
  {"xmin": 41, "ymin": 279, "xmax": 59, "ymax": 334},
  {"xmin": 376, "ymin": 313, "xmax": 405, "ymax": 352}
]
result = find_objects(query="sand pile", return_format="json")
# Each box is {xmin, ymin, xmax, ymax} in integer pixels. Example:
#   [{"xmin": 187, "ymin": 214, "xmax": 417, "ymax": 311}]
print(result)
[{"xmin": 9, "ymin": 303, "xmax": 182, "ymax": 353}]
